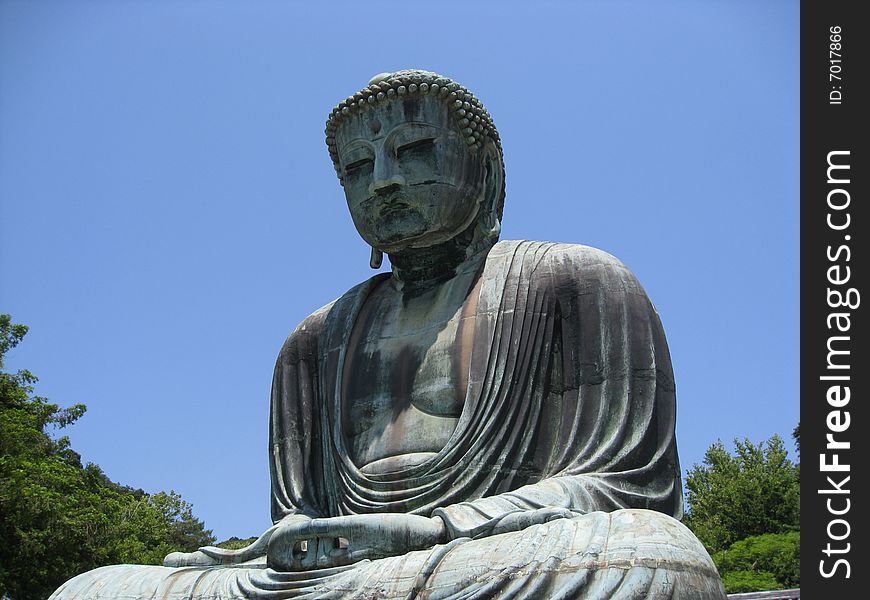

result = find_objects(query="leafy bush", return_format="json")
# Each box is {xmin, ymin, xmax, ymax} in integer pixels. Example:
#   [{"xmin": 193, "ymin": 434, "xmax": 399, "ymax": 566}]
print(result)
[
  {"xmin": 215, "ymin": 535, "xmax": 259, "ymax": 550},
  {"xmin": 1, "ymin": 315, "xmax": 215, "ymax": 600},
  {"xmin": 712, "ymin": 532, "xmax": 800, "ymax": 592},
  {"xmin": 720, "ymin": 570, "xmax": 781, "ymax": 594},
  {"xmin": 684, "ymin": 436, "xmax": 799, "ymax": 553}
]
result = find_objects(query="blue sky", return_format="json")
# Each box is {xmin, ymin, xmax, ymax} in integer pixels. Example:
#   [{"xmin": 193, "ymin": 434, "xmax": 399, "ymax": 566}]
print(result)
[{"xmin": 0, "ymin": 0, "xmax": 799, "ymax": 542}]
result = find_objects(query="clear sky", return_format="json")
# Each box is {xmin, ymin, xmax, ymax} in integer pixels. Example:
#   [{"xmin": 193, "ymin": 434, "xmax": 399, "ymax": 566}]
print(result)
[{"xmin": 0, "ymin": 0, "xmax": 799, "ymax": 542}]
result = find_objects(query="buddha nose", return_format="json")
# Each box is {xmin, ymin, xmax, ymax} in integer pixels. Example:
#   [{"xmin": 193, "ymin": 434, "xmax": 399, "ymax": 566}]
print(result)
[
  {"xmin": 370, "ymin": 154, "xmax": 406, "ymax": 196},
  {"xmin": 370, "ymin": 176, "xmax": 406, "ymax": 196}
]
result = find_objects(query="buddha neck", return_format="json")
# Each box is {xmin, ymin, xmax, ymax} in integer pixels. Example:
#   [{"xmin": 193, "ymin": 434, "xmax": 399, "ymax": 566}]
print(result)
[{"xmin": 387, "ymin": 220, "xmax": 495, "ymax": 293}]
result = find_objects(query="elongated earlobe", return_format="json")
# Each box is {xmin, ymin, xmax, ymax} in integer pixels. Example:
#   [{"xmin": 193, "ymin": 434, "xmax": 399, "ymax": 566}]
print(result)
[
  {"xmin": 479, "ymin": 210, "xmax": 502, "ymax": 239},
  {"xmin": 370, "ymin": 247, "xmax": 383, "ymax": 269},
  {"xmin": 478, "ymin": 148, "xmax": 503, "ymax": 239}
]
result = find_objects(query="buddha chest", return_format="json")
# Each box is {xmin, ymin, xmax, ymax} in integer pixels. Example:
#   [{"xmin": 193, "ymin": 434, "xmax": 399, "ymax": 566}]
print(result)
[{"xmin": 341, "ymin": 271, "xmax": 480, "ymax": 474}]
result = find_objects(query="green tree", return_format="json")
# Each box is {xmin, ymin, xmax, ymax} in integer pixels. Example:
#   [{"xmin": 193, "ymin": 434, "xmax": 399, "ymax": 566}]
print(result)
[
  {"xmin": 684, "ymin": 435, "xmax": 799, "ymax": 552},
  {"xmin": 683, "ymin": 433, "xmax": 800, "ymax": 593},
  {"xmin": 719, "ymin": 570, "xmax": 781, "ymax": 595},
  {"xmin": 792, "ymin": 422, "xmax": 800, "ymax": 459},
  {"xmin": 712, "ymin": 532, "xmax": 800, "ymax": 593},
  {"xmin": 215, "ymin": 535, "xmax": 259, "ymax": 550},
  {"xmin": 0, "ymin": 315, "xmax": 215, "ymax": 600}
]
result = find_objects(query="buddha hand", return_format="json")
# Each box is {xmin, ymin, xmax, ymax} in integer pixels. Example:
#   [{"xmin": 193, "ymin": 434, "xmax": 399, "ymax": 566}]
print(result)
[
  {"xmin": 163, "ymin": 515, "xmax": 312, "ymax": 567},
  {"xmin": 487, "ymin": 506, "xmax": 580, "ymax": 537},
  {"xmin": 267, "ymin": 513, "xmax": 446, "ymax": 572}
]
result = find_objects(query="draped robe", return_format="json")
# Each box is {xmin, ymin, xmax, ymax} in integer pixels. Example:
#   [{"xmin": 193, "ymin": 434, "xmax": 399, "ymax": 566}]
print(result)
[{"xmin": 49, "ymin": 240, "xmax": 726, "ymax": 599}]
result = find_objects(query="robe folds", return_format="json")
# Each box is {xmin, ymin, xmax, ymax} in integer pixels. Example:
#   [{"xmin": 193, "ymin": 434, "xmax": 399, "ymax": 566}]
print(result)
[
  {"xmin": 49, "ymin": 240, "xmax": 726, "ymax": 599},
  {"xmin": 271, "ymin": 240, "xmax": 682, "ymax": 531}
]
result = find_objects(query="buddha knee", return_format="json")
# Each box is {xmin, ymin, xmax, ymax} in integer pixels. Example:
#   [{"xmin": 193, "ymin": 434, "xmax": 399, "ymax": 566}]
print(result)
[{"xmin": 596, "ymin": 508, "xmax": 714, "ymax": 562}]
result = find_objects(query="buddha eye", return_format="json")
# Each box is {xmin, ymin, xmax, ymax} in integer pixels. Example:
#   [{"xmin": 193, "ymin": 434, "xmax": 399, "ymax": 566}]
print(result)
[
  {"xmin": 396, "ymin": 137, "xmax": 436, "ymax": 158},
  {"xmin": 344, "ymin": 158, "xmax": 373, "ymax": 176}
]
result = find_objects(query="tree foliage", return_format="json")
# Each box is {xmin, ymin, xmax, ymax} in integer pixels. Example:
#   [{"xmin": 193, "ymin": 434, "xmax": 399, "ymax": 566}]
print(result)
[
  {"xmin": 684, "ymin": 435, "xmax": 799, "ymax": 552},
  {"xmin": 0, "ymin": 315, "xmax": 215, "ymax": 600},
  {"xmin": 683, "ymin": 433, "xmax": 800, "ymax": 593},
  {"xmin": 792, "ymin": 422, "xmax": 800, "ymax": 459},
  {"xmin": 215, "ymin": 535, "xmax": 259, "ymax": 550},
  {"xmin": 712, "ymin": 532, "xmax": 800, "ymax": 593}
]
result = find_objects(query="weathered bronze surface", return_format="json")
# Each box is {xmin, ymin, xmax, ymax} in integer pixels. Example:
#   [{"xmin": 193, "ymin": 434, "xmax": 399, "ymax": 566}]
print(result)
[{"xmin": 50, "ymin": 70, "xmax": 726, "ymax": 599}]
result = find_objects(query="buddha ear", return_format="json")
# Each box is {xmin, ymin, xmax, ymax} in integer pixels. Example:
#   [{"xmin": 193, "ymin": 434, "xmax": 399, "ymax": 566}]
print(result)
[{"xmin": 479, "ymin": 144, "xmax": 504, "ymax": 238}]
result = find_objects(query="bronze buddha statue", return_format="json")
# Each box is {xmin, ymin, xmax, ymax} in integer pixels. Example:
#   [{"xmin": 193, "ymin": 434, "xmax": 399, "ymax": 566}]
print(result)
[{"xmin": 51, "ymin": 70, "xmax": 726, "ymax": 600}]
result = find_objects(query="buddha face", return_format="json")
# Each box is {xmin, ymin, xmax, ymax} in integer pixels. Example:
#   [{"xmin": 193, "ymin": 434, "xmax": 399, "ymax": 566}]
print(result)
[{"xmin": 334, "ymin": 95, "xmax": 486, "ymax": 253}]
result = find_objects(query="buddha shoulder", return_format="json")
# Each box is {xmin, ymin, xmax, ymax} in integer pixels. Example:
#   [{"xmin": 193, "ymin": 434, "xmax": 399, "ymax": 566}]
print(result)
[
  {"xmin": 508, "ymin": 240, "xmax": 645, "ymax": 297},
  {"xmin": 275, "ymin": 300, "xmax": 335, "ymax": 367}
]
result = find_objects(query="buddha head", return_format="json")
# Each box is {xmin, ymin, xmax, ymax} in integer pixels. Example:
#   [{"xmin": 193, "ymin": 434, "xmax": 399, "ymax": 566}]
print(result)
[{"xmin": 326, "ymin": 70, "xmax": 505, "ymax": 263}]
